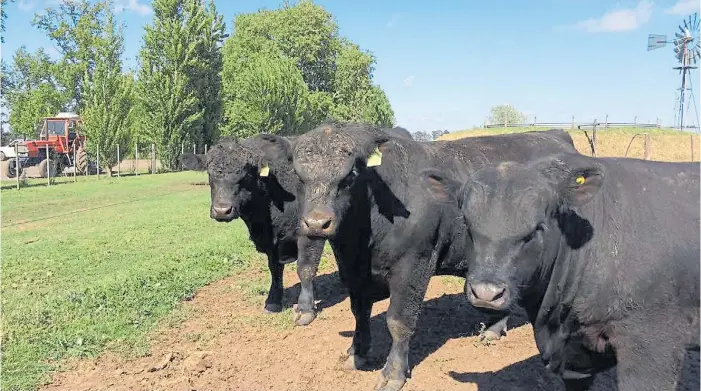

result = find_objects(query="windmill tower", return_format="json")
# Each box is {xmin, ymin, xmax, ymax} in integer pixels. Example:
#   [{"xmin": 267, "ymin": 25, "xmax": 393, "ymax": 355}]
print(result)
[{"xmin": 648, "ymin": 12, "xmax": 701, "ymax": 131}]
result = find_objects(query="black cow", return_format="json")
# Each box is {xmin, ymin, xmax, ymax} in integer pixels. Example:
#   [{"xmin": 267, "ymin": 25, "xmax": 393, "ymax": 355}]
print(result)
[
  {"xmin": 425, "ymin": 153, "xmax": 700, "ymax": 390},
  {"xmin": 180, "ymin": 134, "xmax": 325, "ymax": 326},
  {"xmin": 290, "ymin": 122, "xmax": 579, "ymax": 391}
]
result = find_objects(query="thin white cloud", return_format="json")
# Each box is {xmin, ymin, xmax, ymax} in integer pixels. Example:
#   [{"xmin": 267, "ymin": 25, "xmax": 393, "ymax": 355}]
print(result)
[
  {"xmin": 568, "ymin": 0, "xmax": 654, "ymax": 33},
  {"xmin": 114, "ymin": 0, "xmax": 153, "ymax": 16},
  {"xmin": 386, "ymin": 13, "xmax": 400, "ymax": 29},
  {"xmin": 17, "ymin": 0, "xmax": 36, "ymax": 11},
  {"xmin": 665, "ymin": 0, "xmax": 699, "ymax": 15},
  {"xmin": 403, "ymin": 75, "xmax": 415, "ymax": 88}
]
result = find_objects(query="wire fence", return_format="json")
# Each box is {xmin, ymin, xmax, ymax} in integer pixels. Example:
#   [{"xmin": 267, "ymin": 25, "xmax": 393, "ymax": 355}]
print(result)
[
  {"xmin": 2, "ymin": 119, "xmax": 699, "ymax": 190},
  {"xmin": 483, "ymin": 115, "xmax": 700, "ymax": 132}
]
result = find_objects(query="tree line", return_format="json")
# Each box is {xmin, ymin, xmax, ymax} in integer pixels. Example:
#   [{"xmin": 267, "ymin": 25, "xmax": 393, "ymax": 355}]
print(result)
[{"xmin": 0, "ymin": 0, "xmax": 395, "ymax": 171}]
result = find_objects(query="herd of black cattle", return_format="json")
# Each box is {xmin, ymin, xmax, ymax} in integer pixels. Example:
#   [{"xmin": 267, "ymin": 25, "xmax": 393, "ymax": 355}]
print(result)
[{"xmin": 180, "ymin": 122, "xmax": 700, "ymax": 391}]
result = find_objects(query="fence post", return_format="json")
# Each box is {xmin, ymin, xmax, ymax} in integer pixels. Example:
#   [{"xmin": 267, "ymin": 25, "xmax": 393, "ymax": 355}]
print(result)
[
  {"xmin": 46, "ymin": 144, "xmax": 51, "ymax": 186},
  {"xmin": 192, "ymin": 143, "xmax": 196, "ymax": 154},
  {"xmin": 135, "ymin": 142, "xmax": 139, "ymax": 176},
  {"xmin": 691, "ymin": 135, "xmax": 695, "ymax": 162},
  {"xmin": 634, "ymin": 116, "xmax": 638, "ymax": 128},
  {"xmin": 73, "ymin": 144, "xmax": 77, "ymax": 182},
  {"xmin": 656, "ymin": 118, "xmax": 660, "ymax": 128},
  {"xmin": 15, "ymin": 144, "xmax": 20, "ymax": 189},
  {"xmin": 97, "ymin": 146, "xmax": 100, "ymax": 179},
  {"xmin": 571, "ymin": 115, "xmax": 575, "ymax": 130},
  {"xmin": 644, "ymin": 133, "xmax": 651, "ymax": 160},
  {"xmin": 604, "ymin": 114, "xmax": 608, "ymax": 130},
  {"xmin": 181, "ymin": 142, "xmax": 184, "ymax": 171},
  {"xmin": 592, "ymin": 119, "xmax": 598, "ymax": 157},
  {"xmin": 504, "ymin": 118, "xmax": 508, "ymax": 128},
  {"xmin": 533, "ymin": 116, "xmax": 537, "ymax": 126},
  {"xmin": 117, "ymin": 144, "xmax": 120, "ymax": 177},
  {"xmin": 151, "ymin": 143, "xmax": 156, "ymax": 174},
  {"xmin": 205, "ymin": 144, "xmax": 208, "ymax": 154}
]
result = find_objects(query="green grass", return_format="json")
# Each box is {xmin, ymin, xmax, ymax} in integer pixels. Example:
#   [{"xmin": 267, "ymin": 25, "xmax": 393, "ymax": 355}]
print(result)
[{"xmin": 0, "ymin": 171, "xmax": 267, "ymax": 391}]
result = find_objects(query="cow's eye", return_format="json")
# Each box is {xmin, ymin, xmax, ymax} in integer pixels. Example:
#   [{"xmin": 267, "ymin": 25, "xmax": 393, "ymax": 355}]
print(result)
[{"xmin": 522, "ymin": 223, "xmax": 545, "ymax": 244}]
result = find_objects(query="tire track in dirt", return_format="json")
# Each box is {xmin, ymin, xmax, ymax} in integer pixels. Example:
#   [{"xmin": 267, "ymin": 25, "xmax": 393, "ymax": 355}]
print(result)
[{"xmin": 42, "ymin": 268, "xmax": 699, "ymax": 391}]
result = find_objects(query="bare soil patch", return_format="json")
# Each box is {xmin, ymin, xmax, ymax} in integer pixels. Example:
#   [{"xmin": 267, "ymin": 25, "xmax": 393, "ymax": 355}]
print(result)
[{"xmin": 42, "ymin": 268, "xmax": 699, "ymax": 391}]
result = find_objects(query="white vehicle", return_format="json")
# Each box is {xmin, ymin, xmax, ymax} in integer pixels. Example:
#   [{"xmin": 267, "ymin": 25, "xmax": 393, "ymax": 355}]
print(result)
[{"xmin": 0, "ymin": 139, "xmax": 27, "ymax": 161}]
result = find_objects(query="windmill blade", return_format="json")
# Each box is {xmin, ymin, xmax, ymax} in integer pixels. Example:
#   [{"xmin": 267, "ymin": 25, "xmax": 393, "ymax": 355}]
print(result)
[
  {"xmin": 680, "ymin": 25, "xmax": 687, "ymax": 35},
  {"xmin": 693, "ymin": 13, "xmax": 699, "ymax": 31}
]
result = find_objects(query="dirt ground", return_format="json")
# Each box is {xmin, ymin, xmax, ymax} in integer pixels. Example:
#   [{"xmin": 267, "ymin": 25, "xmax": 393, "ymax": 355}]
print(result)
[{"xmin": 42, "ymin": 267, "xmax": 699, "ymax": 391}]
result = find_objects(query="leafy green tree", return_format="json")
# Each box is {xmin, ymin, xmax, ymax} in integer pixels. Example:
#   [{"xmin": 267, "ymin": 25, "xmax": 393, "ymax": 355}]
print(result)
[
  {"xmin": 137, "ymin": 0, "xmax": 224, "ymax": 170},
  {"xmin": 222, "ymin": 1, "xmax": 394, "ymax": 136},
  {"xmin": 32, "ymin": 0, "xmax": 112, "ymax": 111},
  {"xmin": 4, "ymin": 47, "xmax": 66, "ymax": 137},
  {"xmin": 488, "ymin": 104, "xmax": 526, "ymax": 126},
  {"xmin": 80, "ymin": 10, "xmax": 134, "ymax": 174}
]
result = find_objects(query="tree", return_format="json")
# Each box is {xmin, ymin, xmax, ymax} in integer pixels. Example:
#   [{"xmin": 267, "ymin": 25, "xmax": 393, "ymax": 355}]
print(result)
[
  {"xmin": 431, "ymin": 129, "xmax": 449, "ymax": 140},
  {"xmin": 32, "ymin": 0, "xmax": 112, "ymax": 112},
  {"xmin": 222, "ymin": 1, "xmax": 394, "ymax": 136},
  {"xmin": 413, "ymin": 131, "xmax": 432, "ymax": 142},
  {"xmin": 80, "ymin": 10, "xmax": 134, "ymax": 174},
  {"xmin": 4, "ymin": 47, "xmax": 66, "ymax": 137},
  {"xmin": 1, "ymin": 0, "xmax": 14, "ymax": 44},
  {"xmin": 488, "ymin": 104, "xmax": 525, "ymax": 126},
  {"xmin": 137, "ymin": 0, "xmax": 225, "ymax": 170}
]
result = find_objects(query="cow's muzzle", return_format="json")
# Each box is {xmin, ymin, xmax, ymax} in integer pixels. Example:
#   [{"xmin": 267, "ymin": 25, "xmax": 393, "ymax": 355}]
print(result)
[
  {"xmin": 210, "ymin": 203, "xmax": 238, "ymax": 222},
  {"xmin": 465, "ymin": 280, "xmax": 509, "ymax": 311},
  {"xmin": 299, "ymin": 206, "xmax": 336, "ymax": 237}
]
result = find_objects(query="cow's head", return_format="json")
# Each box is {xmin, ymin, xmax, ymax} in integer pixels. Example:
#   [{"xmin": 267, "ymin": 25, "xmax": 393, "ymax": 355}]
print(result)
[
  {"xmin": 421, "ymin": 154, "xmax": 604, "ymax": 312},
  {"xmin": 180, "ymin": 136, "xmax": 284, "ymax": 222},
  {"xmin": 292, "ymin": 123, "xmax": 394, "ymax": 238}
]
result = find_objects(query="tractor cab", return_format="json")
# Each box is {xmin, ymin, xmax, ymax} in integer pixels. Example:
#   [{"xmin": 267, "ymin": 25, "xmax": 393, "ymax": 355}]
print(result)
[{"xmin": 38, "ymin": 112, "xmax": 83, "ymax": 154}]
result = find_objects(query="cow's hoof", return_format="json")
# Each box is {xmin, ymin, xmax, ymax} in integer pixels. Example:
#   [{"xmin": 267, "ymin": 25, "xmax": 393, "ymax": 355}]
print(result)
[
  {"xmin": 375, "ymin": 376, "xmax": 406, "ymax": 391},
  {"xmin": 293, "ymin": 310, "xmax": 316, "ymax": 326},
  {"xmin": 264, "ymin": 303, "xmax": 283, "ymax": 313},
  {"xmin": 342, "ymin": 354, "xmax": 367, "ymax": 371}
]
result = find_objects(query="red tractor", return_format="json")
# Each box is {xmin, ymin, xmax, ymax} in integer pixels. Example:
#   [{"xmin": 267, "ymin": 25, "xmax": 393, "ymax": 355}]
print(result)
[{"xmin": 6, "ymin": 113, "xmax": 90, "ymax": 178}]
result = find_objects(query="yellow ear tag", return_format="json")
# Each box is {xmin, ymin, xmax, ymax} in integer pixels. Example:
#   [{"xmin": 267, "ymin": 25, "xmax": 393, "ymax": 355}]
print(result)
[
  {"xmin": 575, "ymin": 176, "xmax": 585, "ymax": 185},
  {"xmin": 366, "ymin": 147, "xmax": 382, "ymax": 167},
  {"xmin": 259, "ymin": 164, "xmax": 270, "ymax": 177}
]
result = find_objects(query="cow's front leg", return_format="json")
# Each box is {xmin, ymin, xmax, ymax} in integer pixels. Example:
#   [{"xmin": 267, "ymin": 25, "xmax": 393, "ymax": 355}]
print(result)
[
  {"xmin": 342, "ymin": 289, "xmax": 373, "ymax": 370},
  {"xmin": 294, "ymin": 236, "xmax": 325, "ymax": 326},
  {"xmin": 264, "ymin": 251, "xmax": 285, "ymax": 313},
  {"xmin": 375, "ymin": 257, "xmax": 433, "ymax": 391}
]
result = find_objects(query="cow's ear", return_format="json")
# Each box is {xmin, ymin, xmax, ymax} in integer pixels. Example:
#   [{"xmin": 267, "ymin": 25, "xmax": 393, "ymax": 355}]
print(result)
[
  {"xmin": 419, "ymin": 168, "xmax": 464, "ymax": 206},
  {"xmin": 364, "ymin": 135, "xmax": 392, "ymax": 168},
  {"xmin": 559, "ymin": 166, "xmax": 603, "ymax": 206},
  {"xmin": 180, "ymin": 153, "xmax": 206, "ymax": 171},
  {"xmin": 539, "ymin": 155, "xmax": 604, "ymax": 207}
]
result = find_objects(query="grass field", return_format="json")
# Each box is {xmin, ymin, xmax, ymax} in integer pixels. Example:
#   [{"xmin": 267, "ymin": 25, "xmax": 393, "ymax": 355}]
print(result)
[
  {"xmin": 0, "ymin": 172, "xmax": 298, "ymax": 390},
  {"xmin": 438, "ymin": 126, "xmax": 701, "ymax": 162}
]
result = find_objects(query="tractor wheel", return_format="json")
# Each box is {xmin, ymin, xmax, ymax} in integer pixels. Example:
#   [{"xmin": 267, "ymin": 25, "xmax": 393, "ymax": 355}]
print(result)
[
  {"xmin": 76, "ymin": 146, "xmax": 88, "ymax": 175},
  {"xmin": 6, "ymin": 158, "xmax": 21, "ymax": 178},
  {"xmin": 37, "ymin": 158, "xmax": 57, "ymax": 178},
  {"xmin": 0, "ymin": 152, "xmax": 5, "ymax": 161}
]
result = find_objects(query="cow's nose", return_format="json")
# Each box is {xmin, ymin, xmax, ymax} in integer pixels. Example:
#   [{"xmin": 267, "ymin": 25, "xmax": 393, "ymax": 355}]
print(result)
[
  {"xmin": 466, "ymin": 281, "xmax": 508, "ymax": 310},
  {"xmin": 300, "ymin": 208, "xmax": 336, "ymax": 236},
  {"xmin": 211, "ymin": 205, "xmax": 234, "ymax": 219}
]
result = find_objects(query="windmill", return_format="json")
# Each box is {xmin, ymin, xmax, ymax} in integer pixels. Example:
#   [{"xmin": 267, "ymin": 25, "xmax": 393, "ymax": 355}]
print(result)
[{"xmin": 648, "ymin": 12, "xmax": 701, "ymax": 131}]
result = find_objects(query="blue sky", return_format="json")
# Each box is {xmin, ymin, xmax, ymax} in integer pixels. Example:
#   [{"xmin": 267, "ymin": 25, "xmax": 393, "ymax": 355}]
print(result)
[{"xmin": 2, "ymin": 0, "xmax": 701, "ymax": 132}]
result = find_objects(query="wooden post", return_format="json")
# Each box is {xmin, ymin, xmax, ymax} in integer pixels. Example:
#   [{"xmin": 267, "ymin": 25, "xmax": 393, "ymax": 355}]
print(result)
[
  {"xmin": 533, "ymin": 116, "xmax": 537, "ymax": 127},
  {"xmin": 193, "ymin": 143, "xmax": 196, "ymax": 154},
  {"xmin": 644, "ymin": 133, "xmax": 651, "ymax": 160},
  {"xmin": 15, "ymin": 144, "xmax": 20, "ymax": 190},
  {"xmin": 656, "ymin": 117, "xmax": 660, "ymax": 128},
  {"xmin": 634, "ymin": 116, "xmax": 638, "ymax": 128},
  {"xmin": 151, "ymin": 143, "xmax": 156, "ymax": 174},
  {"xmin": 117, "ymin": 144, "xmax": 120, "ymax": 177},
  {"xmin": 204, "ymin": 144, "xmax": 208, "ymax": 154},
  {"xmin": 181, "ymin": 142, "xmax": 184, "ymax": 171},
  {"xmin": 46, "ymin": 144, "xmax": 51, "ymax": 186},
  {"xmin": 504, "ymin": 118, "xmax": 508, "ymax": 128},
  {"xmin": 135, "ymin": 142, "xmax": 139, "ymax": 176},
  {"xmin": 691, "ymin": 135, "xmax": 695, "ymax": 162},
  {"xmin": 592, "ymin": 119, "xmax": 598, "ymax": 157},
  {"xmin": 571, "ymin": 115, "xmax": 575, "ymax": 130},
  {"xmin": 73, "ymin": 145, "xmax": 77, "ymax": 182}
]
